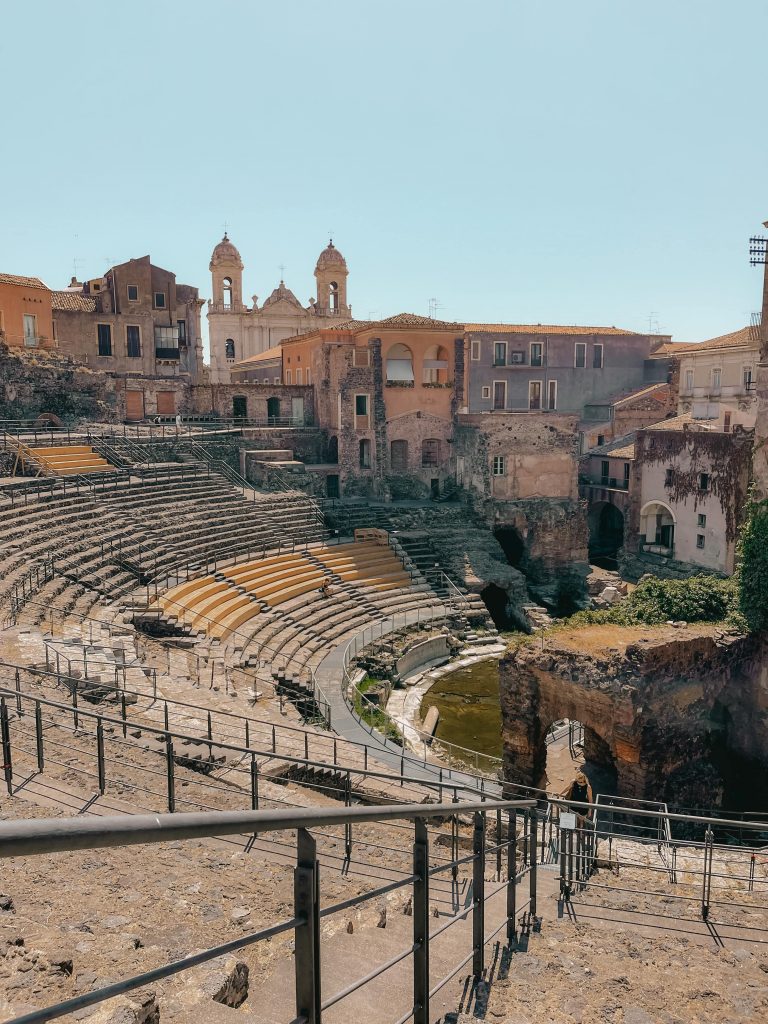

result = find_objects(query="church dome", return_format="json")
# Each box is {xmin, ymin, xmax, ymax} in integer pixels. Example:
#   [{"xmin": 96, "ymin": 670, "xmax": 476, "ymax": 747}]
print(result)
[
  {"xmin": 315, "ymin": 240, "xmax": 347, "ymax": 271},
  {"xmin": 210, "ymin": 233, "xmax": 243, "ymax": 267}
]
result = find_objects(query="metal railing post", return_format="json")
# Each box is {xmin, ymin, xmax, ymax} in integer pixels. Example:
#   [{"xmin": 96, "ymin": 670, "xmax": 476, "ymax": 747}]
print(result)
[
  {"xmin": 529, "ymin": 809, "xmax": 538, "ymax": 917},
  {"xmin": 35, "ymin": 702, "xmax": 44, "ymax": 772},
  {"xmin": 294, "ymin": 828, "xmax": 321, "ymax": 1024},
  {"xmin": 507, "ymin": 809, "xmax": 517, "ymax": 943},
  {"xmin": 413, "ymin": 817, "xmax": 429, "ymax": 1024},
  {"xmin": 472, "ymin": 811, "xmax": 486, "ymax": 979},
  {"xmin": 165, "ymin": 733, "xmax": 176, "ymax": 812},
  {"xmin": 250, "ymin": 753, "xmax": 259, "ymax": 810},
  {"xmin": 701, "ymin": 826, "xmax": 713, "ymax": 920},
  {"xmin": 0, "ymin": 698, "xmax": 12, "ymax": 796},
  {"xmin": 97, "ymin": 719, "xmax": 106, "ymax": 795}
]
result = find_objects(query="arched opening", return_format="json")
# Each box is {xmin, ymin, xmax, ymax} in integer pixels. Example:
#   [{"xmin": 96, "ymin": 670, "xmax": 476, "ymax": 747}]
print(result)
[
  {"xmin": 494, "ymin": 526, "xmax": 525, "ymax": 569},
  {"xmin": 588, "ymin": 501, "xmax": 625, "ymax": 566},
  {"xmin": 223, "ymin": 277, "xmax": 233, "ymax": 310},
  {"xmin": 327, "ymin": 436, "xmax": 338, "ymax": 463},
  {"xmin": 386, "ymin": 343, "xmax": 414, "ymax": 383},
  {"xmin": 390, "ymin": 439, "xmax": 408, "ymax": 471},
  {"xmin": 266, "ymin": 396, "xmax": 280, "ymax": 422},
  {"xmin": 329, "ymin": 281, "xmax": 339, "ymax": 311},
  {"xmin": 225, "ymin": 338, "xmax": 235, "ymax": 360},
  {"xmin": 359, "ymin": 438, "xmax": 371, "ymax": 469},
  {"xmin": 639, "ymin": 500, "xmax": 675, "ymax": 555},
  {"xmin": 422, "ymin": 344, "xmax": 449, "ymax": 384},
  {"xmin": 480, "ymin": 583, "xmax": 514, "ymax": 629},
  {"xmin": 421, "ymin": 438, "xmax": 441, "ymax": 467},
  {"xmin": 541, "ymin": 719, "xmax": 618, "ymax": 797}
]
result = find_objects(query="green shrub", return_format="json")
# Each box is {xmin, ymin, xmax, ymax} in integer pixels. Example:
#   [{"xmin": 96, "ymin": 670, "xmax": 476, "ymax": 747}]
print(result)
[
  {"xmin": 736, "ymin": 499, "xmax": 768, "ymax": 633},
  {"xmin": 568, "ymin": 573, "xmax": 737, "ymax": 628}
]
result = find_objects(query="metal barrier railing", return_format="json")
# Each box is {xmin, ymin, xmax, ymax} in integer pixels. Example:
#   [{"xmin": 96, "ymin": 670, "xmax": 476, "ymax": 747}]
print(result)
[
  {"xmin": 0, "ymin": 797, "xmax": 535, "ymax": 1024},
  {"xmin": 551, "ymin": 796, "xmax": 768, "ymax": 922}
]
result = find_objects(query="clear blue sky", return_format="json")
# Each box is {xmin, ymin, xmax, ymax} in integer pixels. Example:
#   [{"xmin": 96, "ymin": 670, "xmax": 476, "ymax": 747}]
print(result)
[{"xmin": 2, "ymin": 0, "xmax": 766, "ymax": 357}]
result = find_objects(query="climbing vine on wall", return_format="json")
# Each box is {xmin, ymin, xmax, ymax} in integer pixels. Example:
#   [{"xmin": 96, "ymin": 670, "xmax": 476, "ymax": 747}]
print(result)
[
  {"xmin": 637, "ymin": 430, "xmax": 753, "ymax": 542},
  {"xmin": 737, "ymin": 498, "xmax": 768, "ymax": 632}
]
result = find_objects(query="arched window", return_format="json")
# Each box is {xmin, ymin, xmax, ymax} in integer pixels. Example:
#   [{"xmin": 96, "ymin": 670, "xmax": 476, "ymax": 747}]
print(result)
[
  {"xmin": 422, "ymin": 344, "xmax": 449, "ymax": 384},
  {"xmin": 223, "ymin": 277, "xmax": 233, "ymax": 310},
  {"xmin": 359, "ymin": 439, "xmax": 372, "ymax": 469},
  {"xmin": 225, "ymin": 338, "xmax": 235, "ymax": 360},
  {"xmin": 329, "ymin": 281, "xmax": 339, "ymax": 311},
  {"xmin": 390, "ymin": 439, "xmax": 408, "ymax": 471},
  {"xmin": 421, "ymin": 438, "xmax": 441, "ymax": 467},
  {"xmin": 386, "ymin": 343, "xmax": 414, "ymax": 383}
]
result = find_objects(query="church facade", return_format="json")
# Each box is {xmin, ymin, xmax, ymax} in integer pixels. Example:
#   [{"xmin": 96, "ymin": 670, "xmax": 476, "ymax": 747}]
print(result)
[{"xmin": 207, "ymin": 235, "xmax": 351, "ymax": 383}]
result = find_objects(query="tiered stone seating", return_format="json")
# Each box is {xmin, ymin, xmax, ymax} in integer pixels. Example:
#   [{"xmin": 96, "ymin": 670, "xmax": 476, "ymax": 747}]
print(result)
[
  {"xmin": 153, "ymin": 540, "xmax": 445, "ymax": 678},
  {"xmin": 21, "ymin": 445, "xmax": 114, "ymax": 476},
  {"xmin": 0, "ymin": 469, "xmax": 326, "ymax": 620}
]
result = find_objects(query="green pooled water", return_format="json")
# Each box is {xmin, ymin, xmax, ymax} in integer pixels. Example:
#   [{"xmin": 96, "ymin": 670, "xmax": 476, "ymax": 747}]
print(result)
[{"xmin": 420, "ymin": 659, "xmax": 502, "ymax": 760}]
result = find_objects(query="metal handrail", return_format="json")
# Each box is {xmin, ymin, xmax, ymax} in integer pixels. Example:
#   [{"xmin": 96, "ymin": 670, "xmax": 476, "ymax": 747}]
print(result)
[{"xmin": 0, "ymin": 799, "xmax": 534, "ymax": 1024}]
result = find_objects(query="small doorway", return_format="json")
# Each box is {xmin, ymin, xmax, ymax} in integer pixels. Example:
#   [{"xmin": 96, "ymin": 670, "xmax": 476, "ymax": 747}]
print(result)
[
  {"xmin": 326, "ymin": 474, "xmax": 340, "ymax": 499},
  {"xmin": 430, "ymin": 478, "xmax": 440, "ymax": 499},
  {"xmin": 232, "ymin": 395, "xmax": 248, "ymax": 420},
  {"xmin": 125, "ymin": 391, "xmax": 145, "ymax": 421},
  {"xmin": 156, "ymin": 391, "xmax": 176, "ymax": 416},
  {"xmin": 267, "ymin": 396, "xmax": 280, "ymax": 423}
]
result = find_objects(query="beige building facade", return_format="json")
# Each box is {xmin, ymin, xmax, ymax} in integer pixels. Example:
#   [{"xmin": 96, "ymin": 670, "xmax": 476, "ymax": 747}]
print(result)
[
  {"xmin": 208, "ymin": 236, "xmax": 351, "ymax": 384},
  {"xmin": 674, "ymin": 325, "xmax": 759, "ymax": 430},
  {"xmin": 52, "ymin": 256, "xmax": 204, "ymax": 384}
]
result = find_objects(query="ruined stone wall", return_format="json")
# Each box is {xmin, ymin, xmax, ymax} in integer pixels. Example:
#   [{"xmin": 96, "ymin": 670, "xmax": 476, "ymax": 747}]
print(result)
[
  {"xmin": 454, "ymin": 412, "xmax": 579, "ymax": 501},
  {"xmin": 500, "ymin": 625, "xmax": 768, "ymax": 807},
  {"xmin": 190, "ymin": 383, "xmax": 315, "ymax": 424},
  {"xmin": 0, "ymin": 344, "xmax": 118, "ymax": 423}
]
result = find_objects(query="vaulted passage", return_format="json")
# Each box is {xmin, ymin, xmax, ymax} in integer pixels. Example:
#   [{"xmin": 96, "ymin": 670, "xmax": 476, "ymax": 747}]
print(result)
[
  {"xmin": 480, "ymin": 583, "xmax": 514, "ymax": 630},
  {"xmin": 588, "ymin": 502, "xmax": 624, "ymax": 564},
  {"xmin": 493, "ymin": 526, "xmax": 525, "ymax": 569}
]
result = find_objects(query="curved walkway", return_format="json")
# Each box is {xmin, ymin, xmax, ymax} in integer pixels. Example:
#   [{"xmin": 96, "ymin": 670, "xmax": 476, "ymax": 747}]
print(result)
[{"xmin": 314, "ymin": 608, "xmax": 505, "ymax": 799}]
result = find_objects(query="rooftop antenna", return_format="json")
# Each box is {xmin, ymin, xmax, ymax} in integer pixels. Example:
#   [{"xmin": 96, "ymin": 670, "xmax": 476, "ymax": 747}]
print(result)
[
  {"xmin": 648, "ymin": 311, "xmax": 660, "ymax": 334},
  {"xmin": 428, "ymin": 297, "xmax": 441, "ymax": 319}
]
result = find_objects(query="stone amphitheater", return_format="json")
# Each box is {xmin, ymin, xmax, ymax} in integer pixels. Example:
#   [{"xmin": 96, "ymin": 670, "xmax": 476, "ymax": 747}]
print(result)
[{"xmin": 1, "ymin": 427, "xmax": 767, "ymax": 1024}]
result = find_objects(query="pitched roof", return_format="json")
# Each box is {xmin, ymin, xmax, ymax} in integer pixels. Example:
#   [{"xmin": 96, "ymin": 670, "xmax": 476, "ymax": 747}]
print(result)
[
  {"xmin": 375, "ymin": 312, "xmax": 464, "ymax": 330},
  {"xmin": 611, "ymin": 382, "xmax": 670, "ymax": 408},
  {"xmin": 0, "ymin": 272, "xmax": 48, "ymax": 290},
  {"xmin": 230, "ymin": 345, "xmax": 283, "ymax": 367},
  {"xmin": 465, "ymin": 323, "xmax": 644, "ymax": 336},
  {"xmin": 646, "ymin": 412, "xmax": 697, "ymax": 431},
  {"xmin": 672, "ymin": 326, "xmax": 756, "ymax": 354},
  {"xmin": 51, "ymin": 290, "xmax": 97, "ymax": 312}
]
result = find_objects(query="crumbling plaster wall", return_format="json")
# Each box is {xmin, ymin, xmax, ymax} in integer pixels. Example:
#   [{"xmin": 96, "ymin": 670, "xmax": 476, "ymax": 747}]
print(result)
[{"xmin": 453, "ymin": 414, "xmax": 589, "ymax": 609}]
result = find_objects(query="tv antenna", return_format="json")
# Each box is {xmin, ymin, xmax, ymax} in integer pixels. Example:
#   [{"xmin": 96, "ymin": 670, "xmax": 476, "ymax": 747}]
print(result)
[
  {"xmin": 428, "ymin": 297, "xmax": 441, "ymax": 319},
  {"xmin": 647, "ymin": 311, "xmax": 661, "ymax": 334}
]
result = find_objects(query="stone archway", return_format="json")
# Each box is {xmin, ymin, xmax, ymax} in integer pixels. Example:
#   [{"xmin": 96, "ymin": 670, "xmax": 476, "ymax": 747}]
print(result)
[{"xmin": 587, "ymin": 501, "xmax": 625, "ymax": 561}]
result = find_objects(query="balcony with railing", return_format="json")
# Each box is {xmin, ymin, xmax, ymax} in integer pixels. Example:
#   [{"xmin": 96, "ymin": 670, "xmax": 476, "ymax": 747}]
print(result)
[{"xmin": 580, "ymin": 474, "xmax": 629, "ymax": 491}]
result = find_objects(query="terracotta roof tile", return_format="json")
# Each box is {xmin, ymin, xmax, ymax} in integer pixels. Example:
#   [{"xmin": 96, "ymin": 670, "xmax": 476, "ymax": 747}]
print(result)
[
  {"xmin": 611, "ymin": 382, "xmax": 669, "ymax": 408},
  {"xmin": 230, "ymin": 345, "xmax": 283, "ymax": 367},
  {"xmin": 465, "ymin": 323, "xmax": 644, "ymax": 336},
  {"xmin": 51, "ymin": 291, "xmax": 97, "ymax": 312},
  {"xmin": 0, "ymin": 272, "xmax": 48, "ymax": 290},
  {"xmin": 376, "ymin": 312, "xmax": 464, "ymax": 330},
  {"xmin": 673, "ymin": 326, "xmax": 756, "ymax": 354}
]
